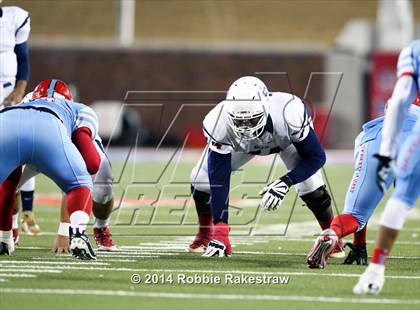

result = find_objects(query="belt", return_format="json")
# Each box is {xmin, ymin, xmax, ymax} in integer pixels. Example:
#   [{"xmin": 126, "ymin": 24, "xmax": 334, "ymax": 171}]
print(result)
[{"xmin": 0, "ymin": 106, "xmax": 63, "ymax": 123}]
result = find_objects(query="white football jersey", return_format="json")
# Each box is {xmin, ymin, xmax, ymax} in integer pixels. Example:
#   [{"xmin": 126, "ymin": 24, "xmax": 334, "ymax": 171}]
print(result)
[
  {"xmin": 0, "ymin": 6, "xmax": 30, "ymax": 82},
  {"xmin": 203, "ymin": 92, "xmax": 312, "ymax": 155}
]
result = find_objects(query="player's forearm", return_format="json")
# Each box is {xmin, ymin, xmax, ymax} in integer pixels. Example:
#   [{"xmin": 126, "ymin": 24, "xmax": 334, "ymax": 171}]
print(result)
[
  {"xmin": 288, "ymin": 129, "xmax": 326, "ymax": 184},
  {"xmin": 14, "ymin": 80, "xmax": 27, "ymax": 97},
  {"xmin": 379, "ymin": 75, "xmax": 417, "ymax": 157},
  {"xmin": 208, "ymin": 149, "xmax": 232, "ymax": 224}
]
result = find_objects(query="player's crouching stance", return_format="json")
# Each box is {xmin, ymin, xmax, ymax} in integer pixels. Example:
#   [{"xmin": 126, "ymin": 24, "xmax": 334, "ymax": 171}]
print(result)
[
  {"xmin": 353, "ymin": 40, "xmax": 420, "ymax": 295},
  {"xmin": 189, "ymin": 76, "xmax": 343, "ymax": 257},
  {"xmin": 0, "ymin": 79, "xmax": 99, "ymax": 260},
  {"xmin": 53, "ymin": 149, "xmax": 116, "ymax": 253}
]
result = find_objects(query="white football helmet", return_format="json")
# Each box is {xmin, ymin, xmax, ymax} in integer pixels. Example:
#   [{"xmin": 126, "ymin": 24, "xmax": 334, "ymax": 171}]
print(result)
[{"xmin": 224, "ymin": 76, "xmax": 269, "ymax": 140}]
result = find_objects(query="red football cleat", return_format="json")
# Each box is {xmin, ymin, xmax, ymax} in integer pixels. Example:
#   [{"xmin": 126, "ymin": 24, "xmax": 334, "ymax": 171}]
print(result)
[
  {"xmin": 188, "ymin": 214, "xmax": 213, "ymax": 253},
  {"xmin": 307, "ymin": 228, "xmax": 338, "ymax": 268},
  {"xmin": 12, "ymin": 228, "xmax": 19, "ymax": 246},
  {"xmin": 202, "ymin": 222, "xmax": 232, "ymax": 257},
  {"xmin": 93, "ymin": 226, "xmax": 117, "ymax": 251},
  {"xmin": 188, "ymin": 235, "xmax": 210, "ymax": 253}
]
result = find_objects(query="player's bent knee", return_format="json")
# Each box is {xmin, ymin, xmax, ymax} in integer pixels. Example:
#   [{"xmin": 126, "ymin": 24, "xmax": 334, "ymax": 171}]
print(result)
[
  {"xmin": 92, "ymin": 184, "xmax": 113, "ymax": 205},
  {"xmin": 300, "ymin": 185, "xmax": 331, "ymax": 212},
  {"xmin": 190, "ymin": 166, "xmax": 210, "ymax": 193},
  {"xmin": 379, "ymin": 198, "xmax": 411, "ymax": 230}
]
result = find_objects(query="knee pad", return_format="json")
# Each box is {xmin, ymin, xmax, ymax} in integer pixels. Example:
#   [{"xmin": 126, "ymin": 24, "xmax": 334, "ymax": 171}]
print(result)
[
  {"xmin": 379, "ymin": 198, "xmax": 410, "ymax": 230},
  {"xmin": 191, "ymin": 185, "xmax": 211, "ymax": 215},
  {"xmin": 300, "ymin": 185, "xmax": 331, "ymax": 212},
  {"xmin": 92, "ymin": 184, "xmax": 113, "ymax": 205},
  {"xmin": 190, "ymin": 165, "xmax": 210, "ymax": 193}
]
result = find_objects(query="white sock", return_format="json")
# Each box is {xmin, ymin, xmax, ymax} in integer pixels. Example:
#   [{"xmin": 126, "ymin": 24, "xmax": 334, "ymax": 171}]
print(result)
[
  {"xmin": 0, "ymin": 230, "xmax": 12, "ymax": 243},
  {"xmin": 0, "ymin": 230, "xmax": 14, "ymax": 253},
  {"xmin": 12, "ymin": 214, "xmax": 19, "ymax": 229},
  {"xmin": 69, "ymin": 210, "xmax": 90, "ymax": 233},
  {"xmin": 93, "ymin": 218, "xmax": 110, "ymax": 228}
]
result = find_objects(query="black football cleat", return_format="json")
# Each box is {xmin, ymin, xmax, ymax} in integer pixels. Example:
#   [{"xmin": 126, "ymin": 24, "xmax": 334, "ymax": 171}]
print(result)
[
  {"xmin": 69, "ymin": 228, "xmax": 96, "ymax": 260},
  {"xmin": 343, "ymin": 242, "xmax": 368, "ymax": 265},
  {"xmin": 0, "ymin": 241, "xmax": 13, "ymax": 256}
]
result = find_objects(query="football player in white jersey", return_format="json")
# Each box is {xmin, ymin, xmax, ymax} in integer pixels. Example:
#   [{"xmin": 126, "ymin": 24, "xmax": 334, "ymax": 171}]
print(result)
[
  {"xmin": 189, "ymin": 76, "xmax": 344, "ymax": 257},
  {"xmin": 353, "ymin": 40, "xmax": 420, "ymax": 295},
  {"xmin": 0, "ymin": 3, "xmax": 39, "ymax": 241}
]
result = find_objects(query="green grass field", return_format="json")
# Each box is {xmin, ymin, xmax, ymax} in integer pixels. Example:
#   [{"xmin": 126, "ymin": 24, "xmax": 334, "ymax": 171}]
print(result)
[{"xmin": 0, "ymin": 156, "xmax": 419, "ymax": 310}]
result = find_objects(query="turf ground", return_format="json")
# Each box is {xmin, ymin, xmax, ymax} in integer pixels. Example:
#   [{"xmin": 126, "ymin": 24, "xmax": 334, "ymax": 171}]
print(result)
[{"xmin": 0, "ymin": 151, "xmax": 419, "ymax": 310}]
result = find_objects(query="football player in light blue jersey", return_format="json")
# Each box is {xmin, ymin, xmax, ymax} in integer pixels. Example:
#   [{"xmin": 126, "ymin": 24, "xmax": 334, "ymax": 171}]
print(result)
[
  {"xmin": 307, "ymin": 100, "xmax": 419, "ymax": 269},
  {"xmin": 0, "ymin": 79, "xmax": 101, "ymax": 260},
  {"xmin": 354, "ymin": 40, "xmax": 420, "ymax": 295}
]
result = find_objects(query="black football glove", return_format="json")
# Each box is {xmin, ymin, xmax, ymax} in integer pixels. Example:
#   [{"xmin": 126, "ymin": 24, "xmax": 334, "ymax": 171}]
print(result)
[{"xmin": 373, "ymin": 154, "xmax": 394, "ymax": 193}]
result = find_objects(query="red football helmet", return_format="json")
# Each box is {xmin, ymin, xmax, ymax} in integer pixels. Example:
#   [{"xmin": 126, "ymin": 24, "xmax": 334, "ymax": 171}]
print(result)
[{"xmin": 32, "ymin": 79, "xmax": 73, "ymax": 101}]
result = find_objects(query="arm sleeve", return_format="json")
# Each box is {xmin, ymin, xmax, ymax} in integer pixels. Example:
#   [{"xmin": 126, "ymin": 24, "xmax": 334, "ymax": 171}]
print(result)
[
  {"xmin": 14, "ymin": 41, "xmax": 29, "ymax": 81},
  {"xmin": 379, "ymin": 75, "xmax": 418, "ymax": 157},
  {"xmin": 72, "ymin": 127, "xmax": 101, "ymax": 175},
  {"xmin": 75, "ymin": 106, "xmax": 99, "ymax": 139},
  {"xmin": 287, "ymin": 128, "xmax": 326, "ymax": 184},
  {"xmin": 208, "ymin": 149, "xmax": 232, "ymax": 224}
]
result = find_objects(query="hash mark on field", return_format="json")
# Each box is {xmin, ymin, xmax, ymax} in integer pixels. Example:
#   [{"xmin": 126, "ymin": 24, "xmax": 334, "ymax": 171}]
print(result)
[
  {"xmin": 0, "ymin": 288, "xmax": 419, "ymax": 305},
  {"xmin": 0, "ymin": 273, "xmax": 36, "ymax": 278}
]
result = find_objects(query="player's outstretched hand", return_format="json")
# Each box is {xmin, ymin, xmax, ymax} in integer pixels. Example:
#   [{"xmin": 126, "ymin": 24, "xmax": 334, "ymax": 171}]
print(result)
[
  {"xmin": 259, "ymin": 176, "xmax": 292, "ymax": 211},
  {"xmin": 373, "ymin": 154, "xmax": 394, "ymax": 193},
  {"xmin": 2, "ymin": 89, "xmax": 24, "ymax": 107},
  {"xmin": 51, "ymin": 235, "xmax": 70, "ymax": 254}
]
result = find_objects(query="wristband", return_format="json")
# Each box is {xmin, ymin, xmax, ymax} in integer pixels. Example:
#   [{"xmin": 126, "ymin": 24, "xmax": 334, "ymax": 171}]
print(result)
[{"xmin": 57, "ymin": 222, "xmax": 70, "ymax": 237}]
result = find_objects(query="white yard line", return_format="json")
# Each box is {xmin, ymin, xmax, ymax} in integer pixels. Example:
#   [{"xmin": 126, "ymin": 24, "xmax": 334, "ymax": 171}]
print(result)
[
  {"xmin": 0, "ymin": 273, "xmax": 36, "ymax": 278},
  {"xmin": 0, "ymin": 260, "xmax": 109, "ymax": 266},
  {"xmin": 30, "ymin": 257, "xmax": 137, "ymax": 263},
  {"xmin": 0, "ymin": 288, "xmax": 418, "ymax": 305},
  {"xmin": 3, "ymin": 268, "xmax": 61, "ymax": 273}
]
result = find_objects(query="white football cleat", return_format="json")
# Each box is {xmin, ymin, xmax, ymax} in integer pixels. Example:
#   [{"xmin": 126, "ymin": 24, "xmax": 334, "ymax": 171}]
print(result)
[
  {"xmin": 353, "ymin": 263, "xmax": 385, "ymax": 295},
  {"xmin": 0, "ymin": 230, "xmax": 15, "ymax": 256},
  {"xmin": 70, "ymin": 228, "xmax": 96, "ymax": 260}
]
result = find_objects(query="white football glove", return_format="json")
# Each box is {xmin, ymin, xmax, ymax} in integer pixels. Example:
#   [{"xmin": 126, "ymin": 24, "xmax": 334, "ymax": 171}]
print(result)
[
  {"xmin": 202, "ymin": 240, "xmax": 228, "ymax": 257},
  {"xmin": 259, "ymin": 176, "xmax": 292, "ymax": 211}
]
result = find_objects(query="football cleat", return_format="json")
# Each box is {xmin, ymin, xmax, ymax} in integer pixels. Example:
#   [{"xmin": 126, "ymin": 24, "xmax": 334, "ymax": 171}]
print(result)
[
  {"xmin": 188, "ymin": 231, "xmax": 211, "ymax": 254},
  {"xmin": 202, "ymin": 223, "xmax": 231, "ymax": 257},
  {"xmin": 188, "ymin": 239, "xmax": 208, "ymax": 254},
  {"xmin": 329, "ymin": 238, "xmax": 346, "ymax": 258},
  {"xmin": 343, "ymin": 243, "xmax": 368, "ymax": 265},
  {"xmin": 93, "ymin": 226, "xmax": 117, "ymax": 251},
  {"xmin": 69, "ymin": 228, "xmax": 96, "ymax": 260},
  {"xmin": 307, "ymin": 228, "xmax": 338, "ymax": 269},
  {"xmin": 353, "ymin": 263, "xmax": 385, "ymax": 295},
  {"xmin": 0, "ymin": 242, "xmax": 13, "ymax": 256},
  {"xmin": 12, "ymin": 228, "xmax": 19, "ymax": 246},
  {"xmin": 21, "ymin": 211, "xmax": 41, "ymax": 235},
  {"xmin": 0, "ymin": 231, "xmax": 15, "ymax": 255}
]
